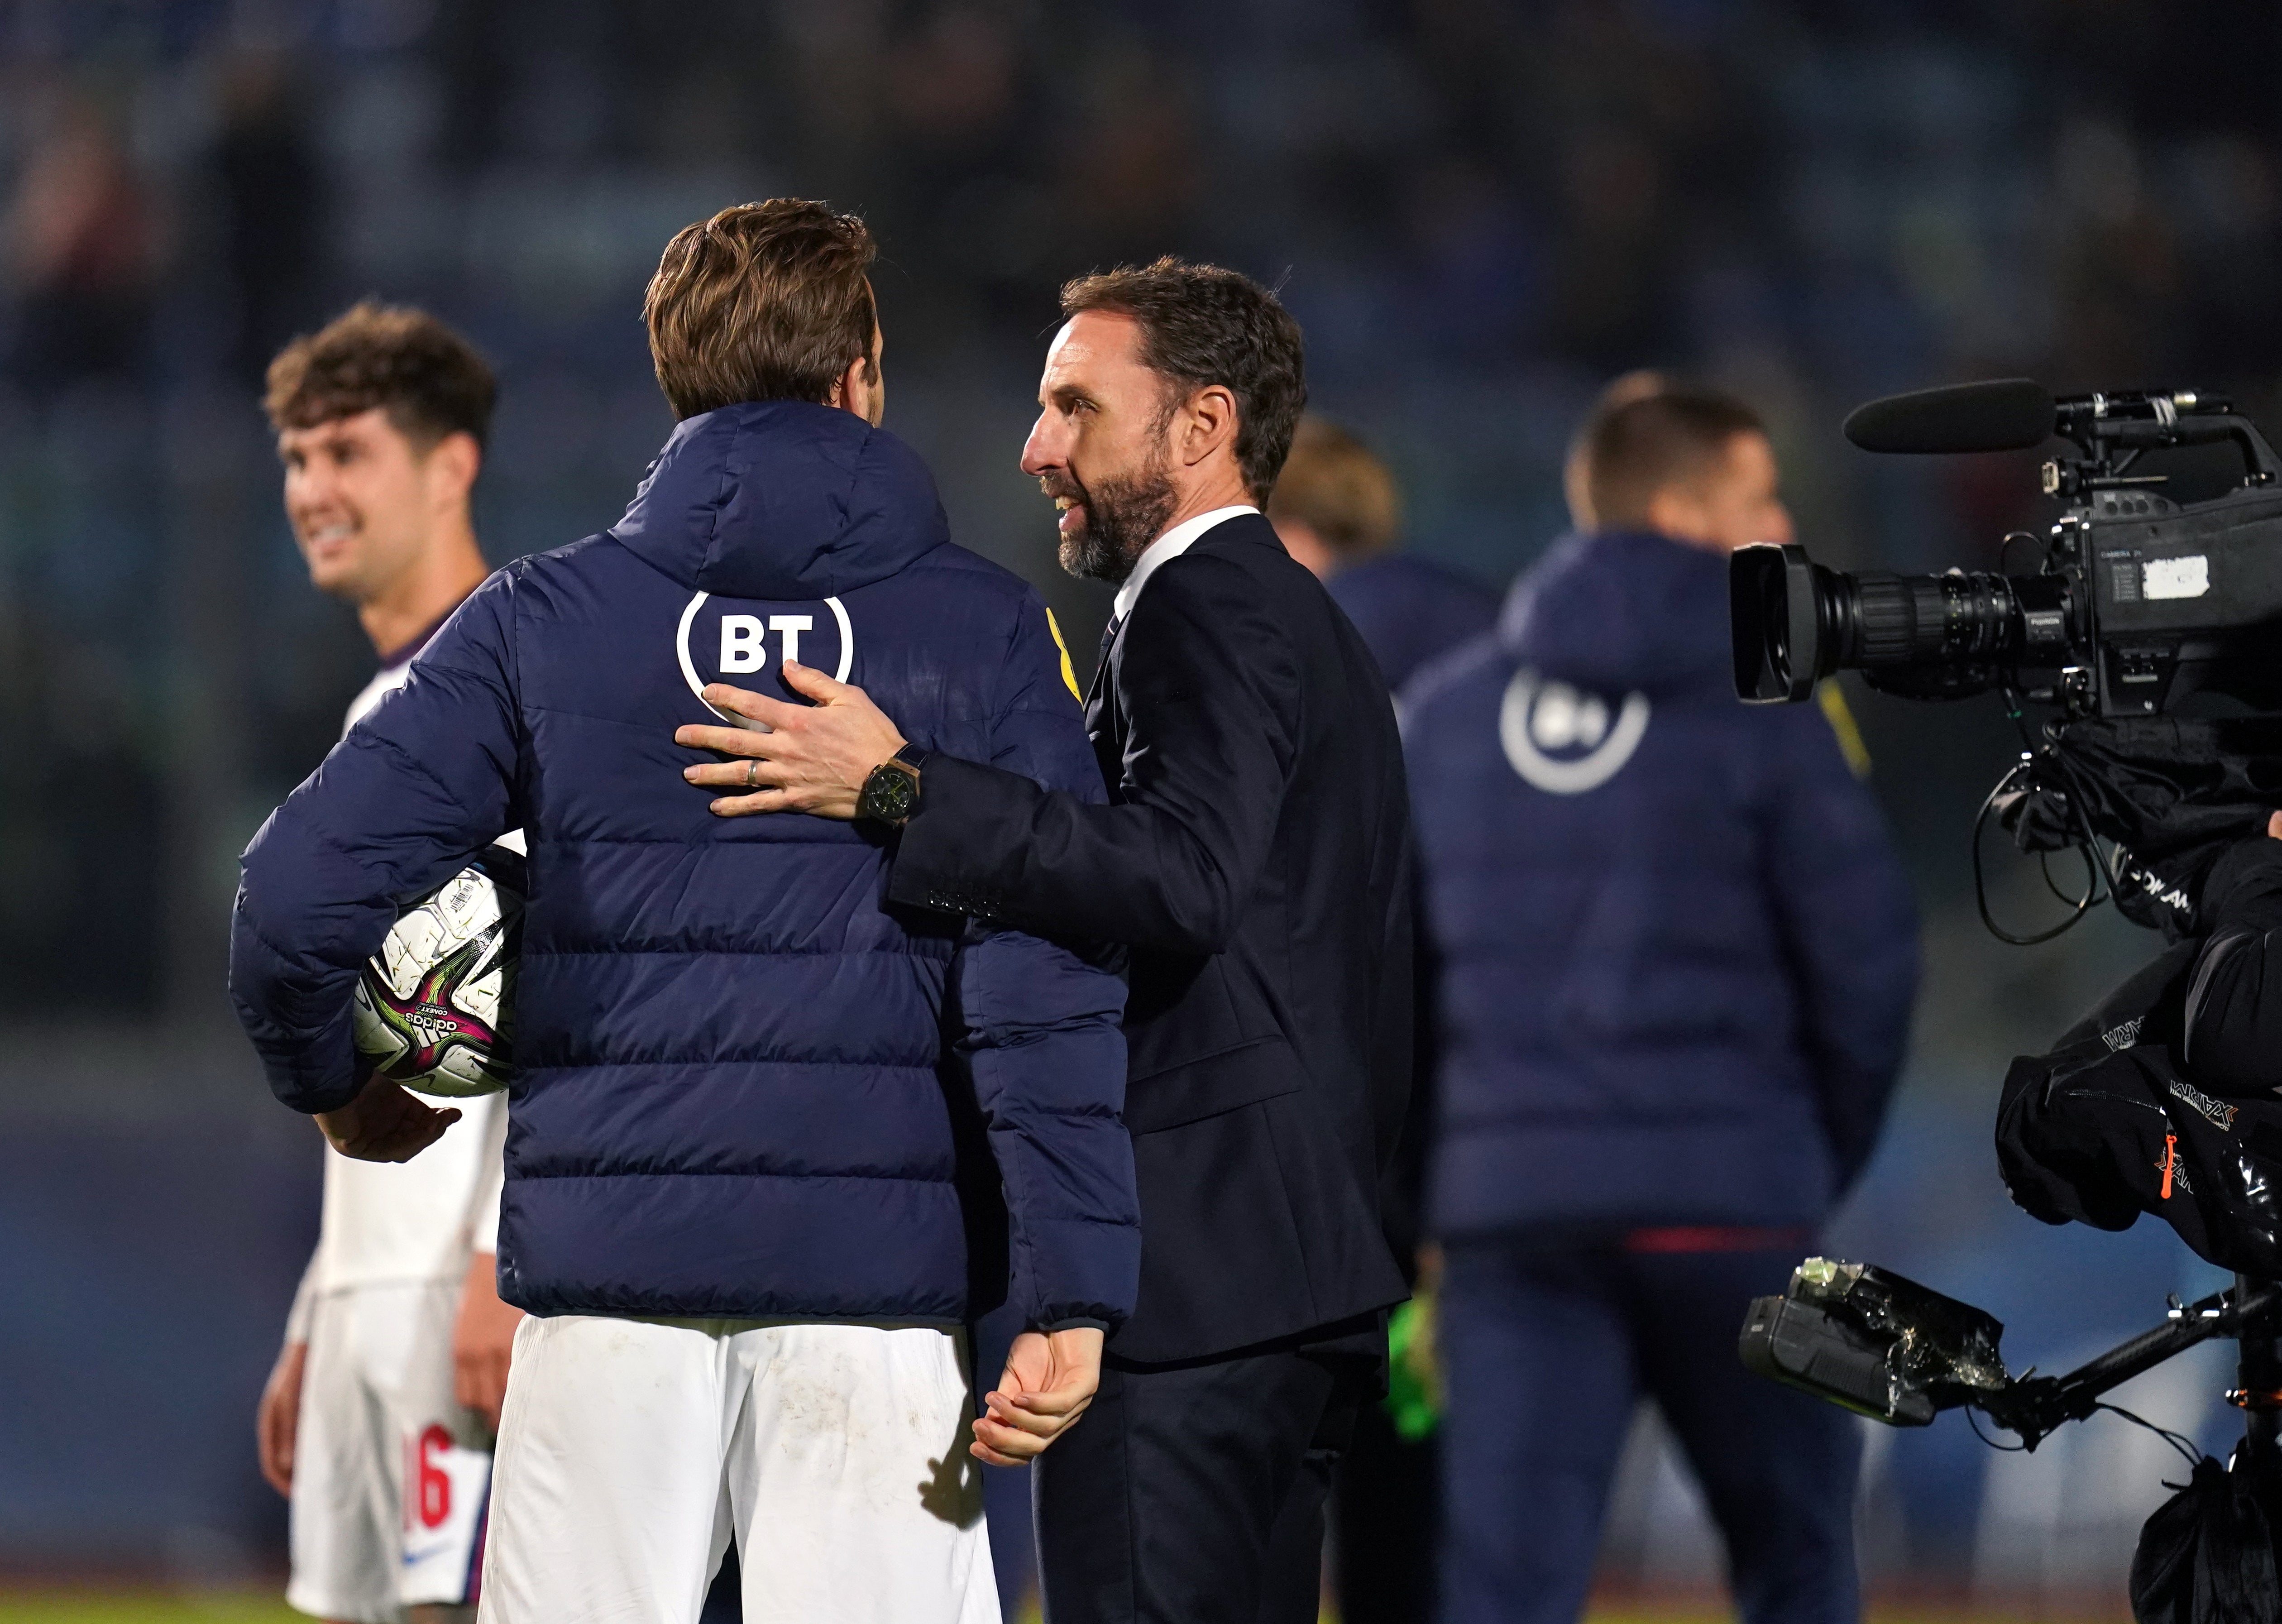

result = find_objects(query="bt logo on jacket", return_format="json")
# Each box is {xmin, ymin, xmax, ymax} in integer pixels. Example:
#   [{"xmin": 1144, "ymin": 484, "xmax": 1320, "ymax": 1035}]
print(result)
[
  {"xmin": 1498, "ymin": 667, "xmax": 1650, "ymax": 795},
  {"xmin": 673, "ymin": 589, "xmax": 852, "ymax": 720}
]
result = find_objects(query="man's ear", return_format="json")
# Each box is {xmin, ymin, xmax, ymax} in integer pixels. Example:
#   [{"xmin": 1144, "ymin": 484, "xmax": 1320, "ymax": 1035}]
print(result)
[
  {"xmin": 1644, "ymin": 484, "xmax": 1708, "ymax": 545},
  {"xmin": 1177, "ymin": 384, "xmax": 1240, "ymax": 470},
  {"xmin": 427, "ymin": 431, "xmax": 482, "ymax": 503},
  {"xmin": 828, "ymin": 351, "xmax": 882, "ymax": 421}
]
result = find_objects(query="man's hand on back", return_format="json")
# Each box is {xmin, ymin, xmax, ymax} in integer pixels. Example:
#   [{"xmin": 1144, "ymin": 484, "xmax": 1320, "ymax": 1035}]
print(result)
[
  {"xmin": 970, "ymin": 1326, "xmax": 1105, "ymax": 1466},
  {"xmin": 675, "ymin": 659, "xmax": 905, "ymax": 820},
  {"xmin": 314, "ymin": 1078, "xmax": 459, "ymax": 1163}
]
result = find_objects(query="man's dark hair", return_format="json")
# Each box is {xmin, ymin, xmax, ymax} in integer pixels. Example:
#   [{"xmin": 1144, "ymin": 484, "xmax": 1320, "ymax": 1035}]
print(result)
[
  {"xmin": 643, "ymin": 199, "xmax": 878, "ymax": 420},
  {"xmin": 1577, "ymin": 384, "xmax": 1765, "ymax": 533},
  {"xmin": 1060, "ymin": 256, "xmax": 1306, "ymax": 499},
  {"xmin": 264, "ymin": 301, "xmax": 497, "ymax": 450}
]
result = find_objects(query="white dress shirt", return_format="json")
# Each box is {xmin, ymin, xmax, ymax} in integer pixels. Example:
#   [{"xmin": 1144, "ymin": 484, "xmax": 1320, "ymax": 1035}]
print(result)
[{"xmin": 1111, "ymin": 503, "xmax": 1261, "ymax": 623}]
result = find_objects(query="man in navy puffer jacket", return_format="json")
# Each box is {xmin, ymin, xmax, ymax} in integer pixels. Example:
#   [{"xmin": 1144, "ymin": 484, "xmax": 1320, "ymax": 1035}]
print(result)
[
  {"xmin": 1401, "ymin": 387, "xmax": 1917, "ymax": 1624},
  {"xmin": 231, "ymin": 202, "xmax": 1137, "ymax": 1624}
]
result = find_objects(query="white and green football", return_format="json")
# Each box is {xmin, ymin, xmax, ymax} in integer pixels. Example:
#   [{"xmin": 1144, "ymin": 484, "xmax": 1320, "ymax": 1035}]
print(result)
[{"xmin": 350, "ymin": 845, "xmax": 523, "ymax": 1098}]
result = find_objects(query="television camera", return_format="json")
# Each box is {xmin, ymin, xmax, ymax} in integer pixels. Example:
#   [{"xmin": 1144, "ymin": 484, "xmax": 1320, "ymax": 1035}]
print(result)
[
  {"xmin": 1730, "ymin": 383, "xmax": 2282, "ymax": 1613},
  {"xmin": 1732, "ymin": 378, "xmax": 2282, "ymax": 719}
]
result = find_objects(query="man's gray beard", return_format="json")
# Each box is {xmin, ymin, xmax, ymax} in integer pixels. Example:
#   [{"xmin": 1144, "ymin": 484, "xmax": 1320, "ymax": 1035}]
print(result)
[{"xmin": 1057, "ymin": 460, "xmax": 1180, "ymax": 586}]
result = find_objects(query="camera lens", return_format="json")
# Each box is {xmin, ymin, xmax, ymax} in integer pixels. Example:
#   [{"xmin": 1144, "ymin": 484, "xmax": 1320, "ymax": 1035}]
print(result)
[
  {"xmin": 1845, "ymin": 576, "xmax": 1927, "ymax": 665},
  {"xmin": 1731, "ymin": 544, "xmax": 1832, "ymax": 702},
  {"xmin": 1733, "ymin": 545, "xmax": 2044, "ymax": 704},
  {"xmin": 1840, "ymin": 573, "xmax": 2017, "ymax": 672}
]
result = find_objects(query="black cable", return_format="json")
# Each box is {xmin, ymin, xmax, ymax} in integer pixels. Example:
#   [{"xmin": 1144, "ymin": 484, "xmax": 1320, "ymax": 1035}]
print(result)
[
  {"xmin": 1973, "ymin": 708, "xmax": 2127, "ymax": 943},
  {"xmin": 1975, "ymin": 764, "xmax": 2102, "ymax": 944},
  {"xmin": 1966, "ymin": 1407, "xmax": 2029, "ymax": 1452},
  {"xmin": 1999, "ymin": 681, "xmax": 2039, "ymax": 755},
  {"xmin": 2095, "ymin": 1401, "xmax": 2204, "ymax": 1470},
  {"xmin": 2039, "ymin": 848, "xmax": 2098, "ymax": 908}
]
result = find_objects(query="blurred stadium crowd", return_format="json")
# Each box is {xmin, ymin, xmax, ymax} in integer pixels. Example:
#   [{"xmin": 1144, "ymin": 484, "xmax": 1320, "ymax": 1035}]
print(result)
[{"xmin": 3, "ymin": 0, "xmax": 2282, "ymax": 1613}]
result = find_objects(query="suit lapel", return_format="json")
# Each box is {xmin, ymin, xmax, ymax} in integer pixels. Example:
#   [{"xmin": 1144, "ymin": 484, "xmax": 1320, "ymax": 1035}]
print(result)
[
  {"xmin": 1087, "ymin": 614, "xmax": 1119, "ymax": 704},
  {"xmin": 1086, "ymin": 514, "xmax": 1263, "ymax": 781}
]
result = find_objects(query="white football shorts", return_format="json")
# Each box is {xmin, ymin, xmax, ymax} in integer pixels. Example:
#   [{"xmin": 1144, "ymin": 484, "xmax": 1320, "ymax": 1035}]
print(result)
[
  {"xmin": 479, "ymin": 1315, "xmax": 999, "ymax": 1624},
  {"xmin": 290, "ymin": 1280, "xmax": 493, "ymax": 1621}
]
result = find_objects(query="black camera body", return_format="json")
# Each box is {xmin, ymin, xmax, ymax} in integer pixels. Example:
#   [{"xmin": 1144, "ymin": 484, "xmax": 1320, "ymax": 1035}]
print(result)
[
  {"xmin": 1741, "ymin": 1255, "xmax": 2282, "ymax": 1452},
  {"xmin": 1740, "ymin": 1258, "xmax": 2011, "ymax": 1427},
  {"xmin": 1733, "ymin": 382, "xmax": 2282, "ymax": 719}
]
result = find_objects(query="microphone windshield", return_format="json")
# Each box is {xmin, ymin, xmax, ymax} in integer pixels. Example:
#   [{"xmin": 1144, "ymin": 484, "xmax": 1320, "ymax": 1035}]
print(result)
[{"xmin": 1843, "ymin": 379, "xmax": 2057, "ymax": 454}]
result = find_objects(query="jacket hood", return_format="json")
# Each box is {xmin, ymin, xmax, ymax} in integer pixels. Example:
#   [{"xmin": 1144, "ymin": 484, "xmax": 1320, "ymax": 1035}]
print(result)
[
  {"xmin": 610, "ymin": 399, "xmax": 950, "ymax": 599},
  {"xmin": 1497, "ymin": 529, "xmax": 1735, "ymax": 695}
]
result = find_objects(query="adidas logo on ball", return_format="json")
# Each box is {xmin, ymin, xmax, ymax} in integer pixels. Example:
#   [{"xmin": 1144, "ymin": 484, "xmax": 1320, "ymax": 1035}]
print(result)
[{"xmin": 351, "ymin": 844, "xmax": 524, "ymax": 1098}]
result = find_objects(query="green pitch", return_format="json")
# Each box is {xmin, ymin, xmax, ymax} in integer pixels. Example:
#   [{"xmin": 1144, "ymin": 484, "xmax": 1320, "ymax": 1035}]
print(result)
[{"xmin": 0, "ymin": 1596, "xmax": 301, "ymax": 1623}]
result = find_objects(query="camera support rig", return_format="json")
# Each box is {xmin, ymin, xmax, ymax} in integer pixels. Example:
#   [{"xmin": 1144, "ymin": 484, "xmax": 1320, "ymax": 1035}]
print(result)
[
  {"xmin": 2039, "ymin": 389, "xmax": 2281, "ymax": 505},
  {"xmin": 1743, "ymin": 1259, "xmax": 2282, "ymax": 1460},
  {"xmin": 1990, "ymin": 1275, "xmax": 2282, "ymax": 1453}
]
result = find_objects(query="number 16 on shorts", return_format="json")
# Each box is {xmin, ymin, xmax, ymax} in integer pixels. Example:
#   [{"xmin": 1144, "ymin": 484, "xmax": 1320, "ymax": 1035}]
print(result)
[{"xmin": 401, "ymin": 1423, "xmax": 492, "ymax": 1605}]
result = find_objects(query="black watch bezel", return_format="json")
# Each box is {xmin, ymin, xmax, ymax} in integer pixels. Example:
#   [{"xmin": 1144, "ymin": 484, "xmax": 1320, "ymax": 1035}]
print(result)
[{"xmin": 859, "ymin": 750, "xmax": 926, "ymax": 826}]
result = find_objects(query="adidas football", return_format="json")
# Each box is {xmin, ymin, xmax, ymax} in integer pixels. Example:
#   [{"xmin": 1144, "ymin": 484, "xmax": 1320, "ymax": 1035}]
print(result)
[{"xmin": 351, "ymin": 845, "xmax": 523, "ymax": 1098}]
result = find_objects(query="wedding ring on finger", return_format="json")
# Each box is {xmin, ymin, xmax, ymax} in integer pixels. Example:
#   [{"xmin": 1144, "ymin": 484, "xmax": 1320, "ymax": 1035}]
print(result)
[{"xmin": 745, "ymin": 759, "xmax": 760, "ymax": 790}]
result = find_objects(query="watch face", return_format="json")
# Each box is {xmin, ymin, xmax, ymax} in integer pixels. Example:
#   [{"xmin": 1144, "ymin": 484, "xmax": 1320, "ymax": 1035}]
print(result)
[{"xmin": 865, "ymin": 766, "xmax": 918, "ymax": 823}]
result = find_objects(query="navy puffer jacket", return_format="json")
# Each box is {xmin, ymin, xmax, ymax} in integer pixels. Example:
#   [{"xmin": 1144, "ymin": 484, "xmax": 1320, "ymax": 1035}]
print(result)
[
  {"xmin": 1401, "ymin": 529, "xmax": 1918, "ymax": 1241},
  {"xmin": 232, "ymin": 400, "xmax": 1139, "ymax": 1330}
]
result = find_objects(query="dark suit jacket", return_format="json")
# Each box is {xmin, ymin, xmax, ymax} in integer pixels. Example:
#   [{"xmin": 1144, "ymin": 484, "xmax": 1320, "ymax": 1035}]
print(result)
[{"xmin": 889, "ymin": 512, "xmax": 1414, "ymax": 1362}]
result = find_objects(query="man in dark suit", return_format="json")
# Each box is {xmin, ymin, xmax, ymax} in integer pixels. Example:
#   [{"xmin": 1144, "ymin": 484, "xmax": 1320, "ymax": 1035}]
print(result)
[{"xmin": 672, "ymin": 258, "xmax": 1414, "ymax": 1624}]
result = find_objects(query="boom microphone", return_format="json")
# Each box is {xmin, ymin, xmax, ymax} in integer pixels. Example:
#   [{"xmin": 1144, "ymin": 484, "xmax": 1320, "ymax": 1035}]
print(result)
[{"xmin": 1843, "ymin": 379, "xmax": 2057, "ymax": 455}]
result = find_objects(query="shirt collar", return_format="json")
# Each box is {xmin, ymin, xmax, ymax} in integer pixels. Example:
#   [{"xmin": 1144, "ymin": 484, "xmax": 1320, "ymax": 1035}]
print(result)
[{"xmin": 1111, "ymin": 504, "xmax": 1259, "ymax": 623}]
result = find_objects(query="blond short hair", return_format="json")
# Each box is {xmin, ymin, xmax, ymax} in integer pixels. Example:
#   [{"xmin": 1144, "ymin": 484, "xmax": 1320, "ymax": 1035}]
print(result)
[{"xmin": 1264, "ymin": 416, "xmax": 1400, "ymax": 558}]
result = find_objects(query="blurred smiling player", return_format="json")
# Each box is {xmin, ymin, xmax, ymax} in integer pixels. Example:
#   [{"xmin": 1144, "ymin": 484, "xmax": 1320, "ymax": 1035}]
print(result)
[{"xmin": 252, "ymin": 302, "xmax": 515, "ymax": 1624}]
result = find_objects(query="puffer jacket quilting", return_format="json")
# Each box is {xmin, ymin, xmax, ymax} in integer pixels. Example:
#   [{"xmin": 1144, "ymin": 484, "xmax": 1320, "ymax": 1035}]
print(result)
[
  {"xmin": 1401, "ymin": 528, "xmax": 1919, "ymax": 1240},
  {"xmin": 231, "ymin": 400, "xmax": 1139, "ymax": 1329}
]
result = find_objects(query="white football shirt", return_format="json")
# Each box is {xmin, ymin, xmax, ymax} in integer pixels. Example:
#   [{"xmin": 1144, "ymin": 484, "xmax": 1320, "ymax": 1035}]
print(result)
[{"xmin": 299, "ymin": 621, "xmax": 514, "ymax": 1305}]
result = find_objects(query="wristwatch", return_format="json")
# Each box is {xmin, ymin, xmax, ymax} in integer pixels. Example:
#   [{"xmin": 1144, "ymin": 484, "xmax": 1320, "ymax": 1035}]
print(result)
[{"xmin": 858, "ymin": 743, "xmax": 931, "ymax": 827}]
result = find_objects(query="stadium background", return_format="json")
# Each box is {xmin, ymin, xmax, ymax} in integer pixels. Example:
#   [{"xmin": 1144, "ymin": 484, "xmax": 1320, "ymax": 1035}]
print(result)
[{"xmin": 2, "ymin": 0, "xmax": 2279, "ymax": 1616}]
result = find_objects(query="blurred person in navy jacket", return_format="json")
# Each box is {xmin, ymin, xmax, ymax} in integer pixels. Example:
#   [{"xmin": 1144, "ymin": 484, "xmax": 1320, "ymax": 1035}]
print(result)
[
  {"xmin": 1400, "ymin": 385, "xmax": 1917, "ymax": 1624},
  {"xmin": 1268, "ymin": 416, "xmax": 1496, "ymax": 690}
]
